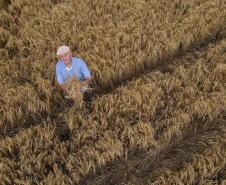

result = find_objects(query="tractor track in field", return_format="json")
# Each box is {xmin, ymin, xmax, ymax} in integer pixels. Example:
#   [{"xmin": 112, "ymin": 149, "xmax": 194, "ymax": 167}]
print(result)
[
  {"xmin": 80, "ymin": 108, "xmax": 226, "ymax": 185},
  {"xmin": 91, "ymin": 34, "xmax": 224, "ymax": 97},
  {"xmin": 0, "ymin": 34, "xmax": 223, "ymax": 141},
  {"xmin": 0, "ymin": 34, "xmax": 225, "ymax": 185},
  {"xmin": 76, "ymin": 36, "xmax": 226, "ymax": 184},
  {"xmin": 45, "ymin": 35, "xmax": 225, "ymax": 145}
]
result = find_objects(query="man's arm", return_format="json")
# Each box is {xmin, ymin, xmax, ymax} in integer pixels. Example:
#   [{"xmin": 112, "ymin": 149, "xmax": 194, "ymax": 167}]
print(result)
[
  {"xmin": 59, "ymin": 84, "xmax": 68, "ymax": 92},
  {"xmin": 82, "ymin": 78, "xmax": 92, "ymax": 86},
  {"xmin": 59, "ymin": 78, "xmax": 92, "ymax": 92}
]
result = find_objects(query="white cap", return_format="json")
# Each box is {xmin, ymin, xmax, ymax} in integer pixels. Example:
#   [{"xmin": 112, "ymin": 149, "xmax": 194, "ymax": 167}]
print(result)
[{"xmin": 56, "ymin": 46, "xmax": 70, "ymax": 55}]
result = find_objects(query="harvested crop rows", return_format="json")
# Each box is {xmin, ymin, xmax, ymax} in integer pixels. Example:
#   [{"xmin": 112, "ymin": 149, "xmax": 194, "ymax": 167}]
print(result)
[{"xmin": 0, "ymin": 0, "xmax": 225, "ymax": 184}]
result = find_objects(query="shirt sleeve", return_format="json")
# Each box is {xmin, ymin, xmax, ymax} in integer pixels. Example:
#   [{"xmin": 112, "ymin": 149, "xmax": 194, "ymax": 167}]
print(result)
[
  {"xmin": 56, "ymin": 63, "xmax": 64, "ymax": 84},
  {"xmin": 81, "ymin": 61, "xmax": 91, "ymax": 78}
]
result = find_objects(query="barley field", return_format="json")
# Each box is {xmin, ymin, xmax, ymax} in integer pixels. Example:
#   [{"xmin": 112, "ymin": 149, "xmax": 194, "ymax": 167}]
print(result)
[{"xmin": 0, "ymin": 0, "xmax": 225, "ymax": 184}]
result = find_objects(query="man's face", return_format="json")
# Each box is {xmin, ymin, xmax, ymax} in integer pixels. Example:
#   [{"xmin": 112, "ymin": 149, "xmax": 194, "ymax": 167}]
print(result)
[{"xmin": 59, "ymin": 52, "xmax": 72, "ymax": 65}]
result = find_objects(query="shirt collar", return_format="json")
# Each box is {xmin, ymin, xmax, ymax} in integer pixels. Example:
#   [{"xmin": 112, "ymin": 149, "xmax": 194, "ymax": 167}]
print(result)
[{"xmin": 66, "ymin": 66, "xmax": 72, "ymax": 71}]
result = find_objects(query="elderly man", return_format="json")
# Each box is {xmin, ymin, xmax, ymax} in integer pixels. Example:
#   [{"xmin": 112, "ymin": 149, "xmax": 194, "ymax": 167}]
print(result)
[{"xmin": 56, "ymin": 45, "xmax": 92, "ymax": 108}]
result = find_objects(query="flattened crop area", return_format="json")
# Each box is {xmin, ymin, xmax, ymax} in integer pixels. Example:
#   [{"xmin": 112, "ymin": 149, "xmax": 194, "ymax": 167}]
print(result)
[{"xmin": 0, "ymin": 0, "xmax": 225, "ymax": 184}]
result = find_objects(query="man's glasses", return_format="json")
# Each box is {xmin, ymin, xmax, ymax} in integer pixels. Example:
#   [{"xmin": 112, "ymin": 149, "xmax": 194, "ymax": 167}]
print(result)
[{"xmin": 59, "ymin": 52, "xmax": 70, "ymax": 60}]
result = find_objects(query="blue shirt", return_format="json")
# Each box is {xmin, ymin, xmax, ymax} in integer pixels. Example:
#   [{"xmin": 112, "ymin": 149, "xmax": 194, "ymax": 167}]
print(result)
[{"xmin": 56, "ymin": 57, "xmax": 91, "ymax": 85}]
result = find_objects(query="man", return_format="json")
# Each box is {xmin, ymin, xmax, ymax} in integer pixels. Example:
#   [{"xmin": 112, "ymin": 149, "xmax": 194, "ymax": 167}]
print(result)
[{"xmin": 56, "ymin": 45, "xmax": 92, "ymax": 108}]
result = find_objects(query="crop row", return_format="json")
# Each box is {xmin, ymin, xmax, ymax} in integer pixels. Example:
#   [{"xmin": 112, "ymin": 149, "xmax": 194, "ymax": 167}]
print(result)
[
  {"xmin": 86, "ymin": 119, "xmax": 225, "ymax": 184},
  {"xmin": 0, "ymin": 0, "xmax": 225, "ymax": 137},
  {"xmin": 0, "ymin": 38, "xmax": 224, "ymax": 184},
  {"xmin": 62, "ymin": 39, "xmax": 226, "ymax": 181},
  {"xmin": 0, "ymin": 36, "xmax": 225, "ymax": 185}
]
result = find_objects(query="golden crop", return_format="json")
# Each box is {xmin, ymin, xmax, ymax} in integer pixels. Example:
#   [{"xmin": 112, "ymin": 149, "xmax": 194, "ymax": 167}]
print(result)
[{"xmin": 0, "ymin": 0, "xmax": 225, "ymax": 184}]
